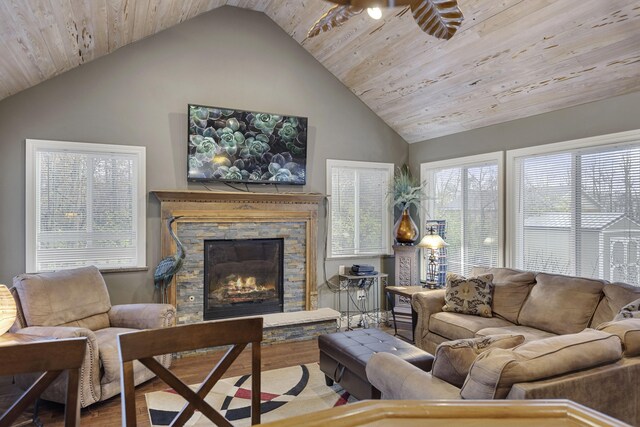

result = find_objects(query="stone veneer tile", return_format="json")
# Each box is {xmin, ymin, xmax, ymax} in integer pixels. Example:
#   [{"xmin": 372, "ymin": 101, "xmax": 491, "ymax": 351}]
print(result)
[{"xmin": 175, "ymin": 220, "xmax": 308, "ymax": 324}]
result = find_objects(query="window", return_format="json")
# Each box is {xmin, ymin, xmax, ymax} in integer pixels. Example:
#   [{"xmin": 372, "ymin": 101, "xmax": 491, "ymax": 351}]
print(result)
[
  {"xmin": 507, "ymin": 130, "xmax": 640, "ymax": 283},
  {"xmin": 327, "ymin": 159, "xmax": 393, "ymax": 258},
  {"xmin": 26, "ymin": 139, "xmax": 146, "ymax": 272},
  {"xmin": 421, "ymin": 152, "xmax": 503, "ymax": 276}
]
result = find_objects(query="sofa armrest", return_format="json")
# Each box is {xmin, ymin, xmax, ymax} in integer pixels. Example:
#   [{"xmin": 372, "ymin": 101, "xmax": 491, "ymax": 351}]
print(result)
[
  {"xmin": 108, "ymin": 303, "xmax": 176, "ymax": 330},
  {"xmin": 17, "ymin": 326, "xmax": 101, "ymax": 407},
  {"xmin": 411, "ymin": 289, "xmax": 445, "ymax": 351},
  {"xmin": 506, "ymin": 358, "xmax": 640, "ymax": 426},
  {"xmin": 366, "ymin": 352, "xmax": 460, "ymax": 400}
]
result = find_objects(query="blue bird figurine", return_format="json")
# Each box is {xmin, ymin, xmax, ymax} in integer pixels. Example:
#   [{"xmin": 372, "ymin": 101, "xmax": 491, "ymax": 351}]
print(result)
[{"xmin": 154, "ymin": 216, "xmax": 185, "ymax": 303}]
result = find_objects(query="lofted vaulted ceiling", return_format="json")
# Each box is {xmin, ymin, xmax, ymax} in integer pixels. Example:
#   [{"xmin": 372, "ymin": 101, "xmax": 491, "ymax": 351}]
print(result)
[{"xmin": 1, "ymin": 1, "xmax": 639, "ymax": 142}]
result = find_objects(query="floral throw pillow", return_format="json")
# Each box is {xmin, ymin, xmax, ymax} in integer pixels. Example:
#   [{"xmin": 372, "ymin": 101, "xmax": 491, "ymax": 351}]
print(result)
[
  {"xmin": 442, "ymin": 273, "xmax": 494, "ymax": 318},
  {"xmin": 614, "ymin": 297, "xmax": 640, "ymax": 321}
]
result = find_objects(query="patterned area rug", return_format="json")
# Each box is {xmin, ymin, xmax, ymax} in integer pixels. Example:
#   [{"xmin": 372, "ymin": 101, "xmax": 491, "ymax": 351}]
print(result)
[{"xmin": 145, "ymin": 363, "xmax": 355, "ymax": 426}]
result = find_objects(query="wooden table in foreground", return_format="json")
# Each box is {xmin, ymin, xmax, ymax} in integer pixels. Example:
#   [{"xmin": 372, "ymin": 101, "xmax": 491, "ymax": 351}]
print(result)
[
  {"xmin": 0, "ymin": 333, "xmax": 54, "ymax": 427},
  {"xmin": 258, "ymin": 400, "xmax": 631, "ymax": 427}
]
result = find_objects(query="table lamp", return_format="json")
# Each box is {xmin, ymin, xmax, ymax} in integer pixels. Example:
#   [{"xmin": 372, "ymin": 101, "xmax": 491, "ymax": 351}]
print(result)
[
  {"xmin": 418, "ymin": 227, "xmax": 447, "ymax": 289},
  {"xmin": 0, "ymin": 284, "xmax": 17, "ymax": 335}
]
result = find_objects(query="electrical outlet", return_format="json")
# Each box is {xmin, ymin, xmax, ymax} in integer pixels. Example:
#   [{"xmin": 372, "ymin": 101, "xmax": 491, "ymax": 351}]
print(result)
[
  {"xmin": 339, "ymin": 265, "xmax": 347, "ymax": 275},
  {"xmin": 357, "ymin": 289, "xmax": 366, "ymax": 300}
]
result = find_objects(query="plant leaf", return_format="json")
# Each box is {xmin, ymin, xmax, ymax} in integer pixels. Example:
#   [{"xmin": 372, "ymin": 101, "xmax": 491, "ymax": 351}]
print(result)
[
  {"xmin": 307, "ymin": 5, "xmax": 363, "ymax": 39},
  {"xmin": 410, "ymin": 0, "xmax": 463, "ymax": 40}
]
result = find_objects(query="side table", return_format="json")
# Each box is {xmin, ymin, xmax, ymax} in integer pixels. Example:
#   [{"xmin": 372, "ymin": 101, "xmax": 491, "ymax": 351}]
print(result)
[
  {"xmin": 385, "ymin": 286, "xmax": 435, "ymax": 343},
  {"xmin": 338, "ymin": 273, "xmax": 388, "ymax": 330}
]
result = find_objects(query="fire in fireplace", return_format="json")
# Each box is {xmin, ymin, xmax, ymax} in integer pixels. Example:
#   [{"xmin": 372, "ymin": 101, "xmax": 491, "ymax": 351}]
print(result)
[{"xmin": 203, "ymin": 238, "xmax": 284, "ymax": 320}]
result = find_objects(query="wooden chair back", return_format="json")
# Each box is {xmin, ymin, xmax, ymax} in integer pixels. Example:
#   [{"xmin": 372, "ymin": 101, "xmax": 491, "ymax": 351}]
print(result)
[
  {"xmin": 118, "ymin": 317, "xmax": 263, "ymax": 427},
  {"xmin": 0, "ymin": 337, "xmax": 87, "ymax": 427}
]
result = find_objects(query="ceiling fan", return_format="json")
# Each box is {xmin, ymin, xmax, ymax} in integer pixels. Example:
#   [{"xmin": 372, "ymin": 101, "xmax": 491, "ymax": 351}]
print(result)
[{"xmin": 308, "ymin": 0, "xmax": 464, "ymax": 40}]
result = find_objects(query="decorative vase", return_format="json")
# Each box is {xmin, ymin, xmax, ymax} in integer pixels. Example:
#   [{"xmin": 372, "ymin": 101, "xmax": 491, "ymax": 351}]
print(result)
[{"xmin": 394, "ymin": 208, "xmax": 419, "ymax": 245}]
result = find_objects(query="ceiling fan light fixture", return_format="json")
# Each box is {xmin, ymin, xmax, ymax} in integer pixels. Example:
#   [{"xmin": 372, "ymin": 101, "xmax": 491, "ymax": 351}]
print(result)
[{"xmin": 366, "ymin": 7, "xmax": 382, "ymax": 19}]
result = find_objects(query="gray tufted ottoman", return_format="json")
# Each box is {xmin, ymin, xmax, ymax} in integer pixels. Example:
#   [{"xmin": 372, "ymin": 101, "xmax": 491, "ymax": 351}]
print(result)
[{"xmin": 318, "ymin": 329, "xmax": 434, "ymax": 399}]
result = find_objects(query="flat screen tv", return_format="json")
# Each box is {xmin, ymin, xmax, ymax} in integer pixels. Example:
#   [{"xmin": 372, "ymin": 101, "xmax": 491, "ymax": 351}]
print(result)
[{"xmin": 188, "ymin": 104, "xmax": 307, "ymax": 185}]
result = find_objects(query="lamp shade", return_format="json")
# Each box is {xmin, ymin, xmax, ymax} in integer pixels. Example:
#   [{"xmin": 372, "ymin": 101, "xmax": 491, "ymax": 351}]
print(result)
[
  {"xmin": 0, "ymin": 284, "xmax": 17, "ymax": 335},
  {"xmin": 417, "ymin": 233, "xmax": 447, "ymax": 250}
]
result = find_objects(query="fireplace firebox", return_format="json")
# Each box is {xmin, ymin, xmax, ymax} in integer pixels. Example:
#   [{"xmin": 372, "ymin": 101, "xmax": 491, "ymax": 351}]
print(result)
[{"xmin": 203, "ymin": 238, "xmax": 284, "ymax": 320}]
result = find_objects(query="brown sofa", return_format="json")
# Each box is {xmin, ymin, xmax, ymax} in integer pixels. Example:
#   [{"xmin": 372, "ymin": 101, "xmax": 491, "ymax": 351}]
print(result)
[
  {"xmin": 9, "ymin": 266, "xmax": 176, "ymax": 408},
  {"xmin": 366, "ymin": 267, "xmax": 640, "ymax": 425}
]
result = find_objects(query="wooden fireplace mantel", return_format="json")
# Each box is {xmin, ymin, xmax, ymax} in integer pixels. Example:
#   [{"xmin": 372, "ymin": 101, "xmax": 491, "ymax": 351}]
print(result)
[
  {"xmin": 152, "ymin": 190, "xmax": 325, "ymax": 205},
  {"xmin": 151, "ymin": 190, "xmax": 325, "ymax": 309}
]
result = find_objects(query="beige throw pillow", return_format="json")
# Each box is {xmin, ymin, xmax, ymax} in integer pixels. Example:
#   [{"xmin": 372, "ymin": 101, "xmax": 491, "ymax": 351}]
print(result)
[
  {"xmin": 460, "ymin": 329, "xmax": 622, "ymax": 399},
  {"xmin": 431, "ymin": 334, "xmax": 525, "ymax": 388},
  {"xmin": 597, "ymin": 318, "xmax": 640, "ymax": 357},
  {"xmin": 614, "ymin": 298, "xmax": 640, "ymax": 321},
  {"xmin": 443, "ymin": 273, "xmax": 494, "ymax": 318}
]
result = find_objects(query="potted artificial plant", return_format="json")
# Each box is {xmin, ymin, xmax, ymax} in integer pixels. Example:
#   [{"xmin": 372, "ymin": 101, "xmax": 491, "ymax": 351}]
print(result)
[{"xmin": 391, "ymin": 165, "xmax": 425, "ymax": 245}]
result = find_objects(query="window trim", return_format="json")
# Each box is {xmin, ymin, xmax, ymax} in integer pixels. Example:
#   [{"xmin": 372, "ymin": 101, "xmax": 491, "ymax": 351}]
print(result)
[
  {"xmin": 505, "ymin": 129, "xmax": 640, "ymax": 269},
  {"xmin": 326, "ymin": 159, "xmax": 394, "ymax": 259},
  {"xmin": 420, "ymin": 151, "xmax": 505, "ymax": 274},
  {"xmin": 25, "ymin": 139, "xmax": 147, "ymax": 272}
]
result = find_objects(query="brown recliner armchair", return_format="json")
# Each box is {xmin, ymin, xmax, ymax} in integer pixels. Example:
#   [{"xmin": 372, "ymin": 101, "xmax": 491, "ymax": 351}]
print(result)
[{"xmin": 9, "ymin": 265, "xmax": 176, "ymax": 408}]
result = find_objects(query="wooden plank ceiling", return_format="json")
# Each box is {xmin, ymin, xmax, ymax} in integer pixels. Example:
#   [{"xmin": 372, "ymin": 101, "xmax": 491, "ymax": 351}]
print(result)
[{"xmin": 1, "ymin": 0, "xmax": 639, "ymax": 142}]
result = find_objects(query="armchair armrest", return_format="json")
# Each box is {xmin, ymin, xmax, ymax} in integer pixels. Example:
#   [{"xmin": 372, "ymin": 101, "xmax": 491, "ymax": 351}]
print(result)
[
  {"xmin": 366, "ymin": 352, "xmax": 460, "ymax": 400},
  {"xmin": 411, "ymin": 289, "xmax": 445, "ymax": 351},
  {"xmin": 17, "ymin": 326, "xmax": 101, "ymax": 407},
  {"xmin": 108, "ymin": 303, "xmax": 176, "ymax": 330}
]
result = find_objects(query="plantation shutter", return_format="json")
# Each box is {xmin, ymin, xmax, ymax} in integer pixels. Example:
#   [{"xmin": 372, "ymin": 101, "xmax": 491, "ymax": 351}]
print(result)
[
  {"xmin": 423, "ymin": 157, "xmax": 500, "ymax": 276},
  {"xmin": 27, "ymin": 140, "xmax": 145, "ymax": 272},
  {"xmin": 513, "ymin": 141, "xmax": 640, "ymax": 283},
  {"xmin": 328, "ymin": 160, "xmax": 393, "ymax": 257}
]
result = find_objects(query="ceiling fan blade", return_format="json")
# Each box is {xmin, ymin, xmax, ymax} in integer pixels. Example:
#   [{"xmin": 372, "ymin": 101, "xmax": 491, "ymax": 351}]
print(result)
[
  {"xmin": 307, "ymin": 5, "xmax": 363, "ymax": 38},
  {"xmin": 410, "ymin": 0, "xmax": 463, "ymax": 40}
]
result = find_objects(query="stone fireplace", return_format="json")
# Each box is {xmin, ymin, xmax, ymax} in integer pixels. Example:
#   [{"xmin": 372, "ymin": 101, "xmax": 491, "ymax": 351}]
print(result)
[
  {"xmin": 151, "ymin": 191, "xmax": 338, "ymax": 344},
  {"xmin": 204, "ymin": 238, "xmax": 284, "ymax": 320}
]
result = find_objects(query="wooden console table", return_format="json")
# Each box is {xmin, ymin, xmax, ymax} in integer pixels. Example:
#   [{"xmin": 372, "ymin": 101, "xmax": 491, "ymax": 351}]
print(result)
[{"xmin": 258, "ymin": 400, "xmax": 631, "ymax": 427}]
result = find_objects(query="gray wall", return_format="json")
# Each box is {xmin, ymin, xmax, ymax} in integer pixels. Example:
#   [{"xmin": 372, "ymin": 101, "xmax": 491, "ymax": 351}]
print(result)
[
  {"xmin": 0, "ymin": 6, "xmax": 408, "ymax": 306},
  {"xmin": 409, "ymin": 91, "xmax": 640, "ymax": 167}
]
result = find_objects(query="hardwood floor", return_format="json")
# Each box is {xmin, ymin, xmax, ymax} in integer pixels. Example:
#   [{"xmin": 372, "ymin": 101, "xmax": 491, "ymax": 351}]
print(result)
[{"xmin": 23, "ymin": 338, "xmax": 321, "ymax": 426}]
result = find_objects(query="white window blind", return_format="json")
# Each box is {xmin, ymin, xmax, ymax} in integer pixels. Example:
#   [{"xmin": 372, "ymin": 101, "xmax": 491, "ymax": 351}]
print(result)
[
  {"xmin": 422, "ymin": 153, "xmax": 503, "ymax": 276},
  {"xmin": 327, "ymin": 160, "xmax": 393, "ymax": 258},
  {"xmin": 510, "ymin": 131, "xmax": 640, "ymax": 284},
  {"xmin": 26, "ymin": 139, "xmax": 146, "ymax": 272}
]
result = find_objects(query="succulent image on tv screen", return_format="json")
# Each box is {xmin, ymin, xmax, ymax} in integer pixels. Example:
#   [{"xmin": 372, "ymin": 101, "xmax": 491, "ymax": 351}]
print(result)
[{"xmin": 188, "ymin": 104, "xmax": 307, "ymax": 185}]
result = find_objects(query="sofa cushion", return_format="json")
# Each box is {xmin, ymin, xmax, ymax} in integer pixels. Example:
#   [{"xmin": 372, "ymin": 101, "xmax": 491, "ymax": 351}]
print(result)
[
  {"xmin": 591, "ymin": 282, "xmax": 640, "ymax": 327},
  {"xmin": 475, "ymin": 325, "xmax": 556, "ymax": 342},
  {"xmin": 597, "ymin": 318, "xmax": 640, "ymax": 357},
  {"xmin": 443, "ymin": 274, "xmax": 494, "ymax": 318},
  {"xmin": 460, "ymin": 329, "xmax": 622, "ymax": 399},
  {"xmin": 613, "ymin": 298, "xmax": 640, "ymax": 321},
  {"xmin": 517, "ymin": 273, "xmax": 605, "ymax": 335},
  {"xmin": 471, "ymin": 267, "xmax": 535, "ymax": 324},
  {"xmin": 429, "ymin": 312, "xmax": 513, "ymax": 341},
  {"xmin": 13, "ymin": 266, "xmax": 112, "ymax": 327},
  {"xmin": 431, "ymin": 334, "xmax": 525, "ymax": 388}
]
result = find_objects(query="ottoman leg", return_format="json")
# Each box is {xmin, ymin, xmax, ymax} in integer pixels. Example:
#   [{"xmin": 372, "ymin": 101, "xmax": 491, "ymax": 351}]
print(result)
[{"xmin": 325, "ymin": 375, "xmax": 334, "ymax": 386}]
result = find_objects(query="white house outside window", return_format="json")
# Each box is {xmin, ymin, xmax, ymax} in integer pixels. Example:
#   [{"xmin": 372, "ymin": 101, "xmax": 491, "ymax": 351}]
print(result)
[
  {"xmin": 421, "ymin": 152, "xmax": 503, "ymax": 276},
  {"xmin": 327, "ymin": 159, "xmax": 393, "ymax": 258},
  {"xmin": 26, "ymin": 139, "xmax": 146, "ymax": 272},
  {"xmin": 507, "ymin": 130, "xmax": 640, "ymax": 283}
]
